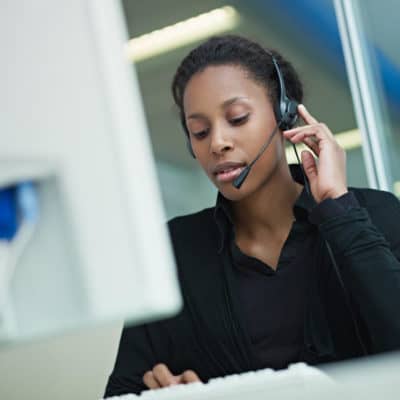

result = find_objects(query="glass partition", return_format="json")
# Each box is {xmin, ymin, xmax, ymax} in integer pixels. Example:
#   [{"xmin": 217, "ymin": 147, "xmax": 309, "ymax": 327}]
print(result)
[{"xmin": 334, "ymin": 0, "xmax": 400, "ymax": 196}]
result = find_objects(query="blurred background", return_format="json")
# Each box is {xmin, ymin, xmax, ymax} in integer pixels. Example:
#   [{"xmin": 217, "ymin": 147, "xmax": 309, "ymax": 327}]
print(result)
[
  {"xmin": 123, "ymin": 0, "xmax": 400, "ymax": 219},
  {"xmin": 1, "ymin": 0, "xmax": 399, "ymax": 399}
]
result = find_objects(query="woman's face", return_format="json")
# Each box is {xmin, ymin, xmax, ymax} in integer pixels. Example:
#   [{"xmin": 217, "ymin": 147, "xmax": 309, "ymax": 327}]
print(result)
[{"xmin": 183, "ymin": 64, "xmax": 286, "ymax": 201}]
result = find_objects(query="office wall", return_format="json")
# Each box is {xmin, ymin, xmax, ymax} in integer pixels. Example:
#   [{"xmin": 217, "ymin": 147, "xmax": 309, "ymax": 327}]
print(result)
[{"xmin": 0, "ymin": 322, "xmax": 122, "ymax": 400}]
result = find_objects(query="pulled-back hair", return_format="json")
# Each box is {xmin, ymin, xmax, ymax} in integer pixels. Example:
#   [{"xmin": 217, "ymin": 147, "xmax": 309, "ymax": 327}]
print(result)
[{"xmin": 171, "ymin": 34, "xmax": 303, "ymax": 136}]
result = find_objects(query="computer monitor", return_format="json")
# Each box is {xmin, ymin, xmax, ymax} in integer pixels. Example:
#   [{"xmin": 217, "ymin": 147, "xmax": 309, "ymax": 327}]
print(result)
[{"xmin": 0, "ymin": 0, "xmax": 181, "ymax": 344}]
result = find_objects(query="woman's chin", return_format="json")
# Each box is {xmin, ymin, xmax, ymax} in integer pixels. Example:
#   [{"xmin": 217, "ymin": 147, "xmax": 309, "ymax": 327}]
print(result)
[{"xmin": 216, "ymin": 183, "xmax": 250, "ymax": 202}]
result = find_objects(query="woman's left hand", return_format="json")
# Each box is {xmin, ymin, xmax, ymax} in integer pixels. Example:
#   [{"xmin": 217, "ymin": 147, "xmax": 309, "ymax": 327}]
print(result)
[{"xmin": 283, "ymin": 104, "xmax": 348, "ymax": 204}]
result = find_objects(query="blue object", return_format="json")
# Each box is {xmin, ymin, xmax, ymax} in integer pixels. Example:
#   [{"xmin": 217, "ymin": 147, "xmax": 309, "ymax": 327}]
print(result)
[
  {"xmin": 17, "ymin": 181, "xmax": 39, "ymax": 224},
  {"xmin": 0, "ymin": 181, "xmax": 39, "ymax": 240},
  {"xmin": 0, "ymin": 186, "xmax": 18, "ymax": 240}
]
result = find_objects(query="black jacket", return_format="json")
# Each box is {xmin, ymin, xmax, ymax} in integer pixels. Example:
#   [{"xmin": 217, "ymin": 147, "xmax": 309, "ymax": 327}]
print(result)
[{"xmin": 104, "ymin": 185, "xmax": 400, "ymax": 397}]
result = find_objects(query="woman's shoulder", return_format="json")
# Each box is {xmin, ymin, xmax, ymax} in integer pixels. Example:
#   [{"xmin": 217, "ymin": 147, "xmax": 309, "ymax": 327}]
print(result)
[
  {"xmin": 168, "ymin": 206, "xmax": 215, "ymax": 225},
  {"xmin": 351, "ymin": 188, "xmax": 400, "ymax": 239},
  {"xmin": 166, "ymin": 207, "xmax": 221, "ymax": 266},
  {"xmin": 351, "ymin": 187, "xmax": 400, "ymax": 209},
  {"xmin": 167, "ymin": 206, "xmax": 218, "ymax": 241}
]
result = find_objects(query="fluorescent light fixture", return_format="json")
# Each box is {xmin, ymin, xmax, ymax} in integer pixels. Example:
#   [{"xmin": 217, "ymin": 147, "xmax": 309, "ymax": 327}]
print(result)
[
  {"xmin": 126, "ymin": 6, "xmax": 239, "ymax": 62},
  {"xmin": 286, "ymin": 128, "xmax": 362, "ymax": 163},
  {"xmin": 335, "ymin": 128, "xmax": 363, "ymax": 150},
  {"xmin": 393, "ymin": 181, "xmax": 400, "ymax": 198}
]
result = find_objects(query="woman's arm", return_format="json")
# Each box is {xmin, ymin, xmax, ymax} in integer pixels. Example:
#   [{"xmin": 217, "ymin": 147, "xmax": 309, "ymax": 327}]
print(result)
[
  {"xmin": 284, "ymin": 104, "xmax": 400, "ymax": 353},
  {"xmin": 104, "ymin": 323, "xmax": 158, "ymax": 397},
  {"xmin": 104, "ymin": 300, "xmax": 200, "ymax": 397},
  {"xmin": 310, "ymin": 189, "xmax": 400, "ymax": 352}
]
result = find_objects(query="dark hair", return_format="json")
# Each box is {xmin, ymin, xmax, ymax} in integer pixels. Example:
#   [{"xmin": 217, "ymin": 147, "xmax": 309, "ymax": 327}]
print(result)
[{"xmin": 171, "ymin": 34, "xmax": 303, "ymax": 136}]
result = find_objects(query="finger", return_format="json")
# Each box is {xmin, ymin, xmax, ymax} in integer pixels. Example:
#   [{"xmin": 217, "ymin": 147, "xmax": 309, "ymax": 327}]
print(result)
[
  {"xmin": 152, "ymin": 363, "xmax": 177, "ymax": 387},
  {"xmin": 285, "ymin": 121, "xmax": 335, "ymax": 142},
  {"xmin": 143, "ymin": 371, "xmax": 161, "ymax": 389},
  {"xmin": 298, "ymin": 104, "xmax": 318, "ymax": 125},
  {"xmin": 285, "ymin": 128, "xmax": 330, "ymax": 146},
  {"xmin": 303, "ymin": 136, "xmax": 320, "ymax": 156},
  {"xmin": 181, "ymin": 370, "xmax": 201, "ymax": 384},
  {"xmin": 301, "ymin": 150, "xmax": 318, "ymax": 183},
  {"xmin": 288, "ymin": 131, "xmax": 320, "ymax": 146},
  {"xmin": 283, "ymin": 124, "xmax": 323, "ymax": 137},
  {"xmin": 283, "ymin": 126, "xmax": 320, "ymax": 140}
]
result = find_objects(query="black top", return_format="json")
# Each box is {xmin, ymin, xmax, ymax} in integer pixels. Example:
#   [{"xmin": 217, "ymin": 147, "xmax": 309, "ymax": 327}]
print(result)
[
  {"xmin": 214, "ymin": 166, "xmax": 360, "ymax": 370},
  {"xmin": 104, "ymin": 165, "xmax": 400, "ymax": 398},
  {"xmin": 221, "ymin": 195, "xmax": 313, "ymax": 370}
]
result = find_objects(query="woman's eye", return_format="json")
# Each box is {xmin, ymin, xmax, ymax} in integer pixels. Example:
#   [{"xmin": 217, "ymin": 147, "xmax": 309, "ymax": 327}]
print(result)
[
  {"xmin": 192, "ymin": 129, "xmax": 208, "ymax": 139},
  {"xmin": 230, "ymin": 114, "xmax": 249, "ymax": 125}
]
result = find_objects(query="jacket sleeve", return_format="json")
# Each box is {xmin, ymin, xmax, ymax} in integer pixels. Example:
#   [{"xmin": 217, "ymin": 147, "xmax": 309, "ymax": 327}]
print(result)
[
  {"xmin": 309, "ymin": 190, "xmax": 400, "ymax": 353},
  {"xmin": 103, "ymin": 319, "xmax": 174, "ymax": 398},
  {"xmin": 103, "ymin": 323, "xmax": 155, "ymax": 397}
]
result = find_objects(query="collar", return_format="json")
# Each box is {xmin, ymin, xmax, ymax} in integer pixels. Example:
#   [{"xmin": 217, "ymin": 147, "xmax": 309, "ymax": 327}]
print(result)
[{"xmin": 213, "ymin": 164, "xmax": 316, "ymax": 253}]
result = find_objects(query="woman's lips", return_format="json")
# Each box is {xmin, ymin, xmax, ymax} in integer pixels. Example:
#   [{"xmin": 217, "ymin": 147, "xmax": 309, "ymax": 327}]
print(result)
[{"xmin": 215, "ymin": 166, "xmax": 245, "ymax": 183}]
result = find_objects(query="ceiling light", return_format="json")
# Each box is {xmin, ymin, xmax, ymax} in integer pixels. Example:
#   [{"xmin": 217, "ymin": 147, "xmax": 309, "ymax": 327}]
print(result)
[
  {"xmin": 393, "ymin": 181, "xmax": 400, "ymax": 198},
  {"xmin": 126, "ymin": 6, "xmax": 240, "ymax": 62}
]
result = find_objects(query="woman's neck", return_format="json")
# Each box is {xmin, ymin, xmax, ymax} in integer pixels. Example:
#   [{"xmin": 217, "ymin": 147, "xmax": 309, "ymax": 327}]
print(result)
[{"xmin": 231, "ymin": 163, "xmax": 303, "ymax": 240}]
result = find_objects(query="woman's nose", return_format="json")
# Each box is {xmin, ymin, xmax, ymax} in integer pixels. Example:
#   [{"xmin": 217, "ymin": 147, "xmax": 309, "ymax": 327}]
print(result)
[{"xmin": 210, "ymin": 128, "xmax": 233, "ymax": 155}]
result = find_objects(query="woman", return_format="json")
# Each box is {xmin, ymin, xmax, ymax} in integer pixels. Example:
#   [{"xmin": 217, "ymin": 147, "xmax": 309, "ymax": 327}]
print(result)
[{"xmin": 104, "ymin": 35, "xmax": 400, "ymax": 397}]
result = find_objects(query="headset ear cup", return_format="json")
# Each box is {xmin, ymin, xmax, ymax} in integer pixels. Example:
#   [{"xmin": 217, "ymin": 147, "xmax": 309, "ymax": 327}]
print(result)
[
  {"xmin": 186, "ymin": 138, "xmax": 196, "ymax": 158},
  {"xmin": 280, "ymin": 100, "xmax": 299, "ymax": 130},
  {"xmin": 274, "ymin": 102, "xmax": 282, "ymax": 127},
  {"xmin": 286, "ymin": 100, "xmax": 299, "ymax": 129}
]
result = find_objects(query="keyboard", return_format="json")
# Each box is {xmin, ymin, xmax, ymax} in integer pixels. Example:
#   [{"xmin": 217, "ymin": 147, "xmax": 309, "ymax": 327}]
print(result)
[{"xmin": 105, "ymin": 363, "xmax": 334, "ymax": 400}]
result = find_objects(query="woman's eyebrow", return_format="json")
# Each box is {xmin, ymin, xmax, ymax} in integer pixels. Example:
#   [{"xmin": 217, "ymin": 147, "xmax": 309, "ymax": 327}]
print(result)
[
  {"xmin": 187, "ymin": 96, "xmax": 249, "ymax": 120},
  {"xmin": 222, "ymin": 96, "xmax": 249, "ymax": 108}
]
